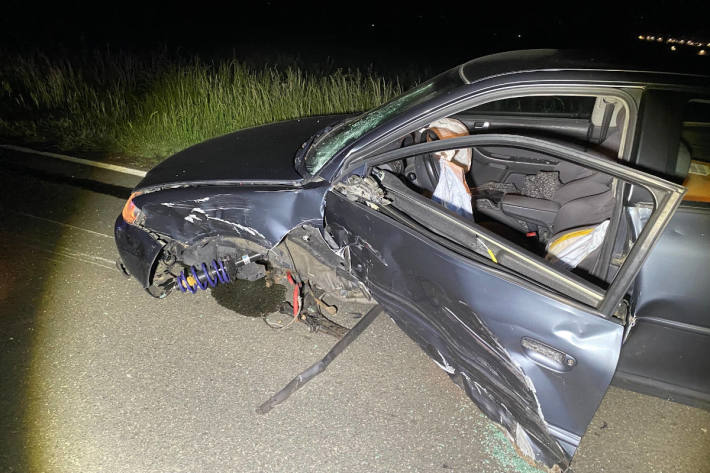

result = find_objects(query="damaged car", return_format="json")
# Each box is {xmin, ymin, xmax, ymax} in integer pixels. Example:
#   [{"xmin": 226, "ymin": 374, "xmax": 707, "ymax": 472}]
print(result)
[{"xmin": 114, "ymin": 49, "xmax": 710, "ymax": 471}]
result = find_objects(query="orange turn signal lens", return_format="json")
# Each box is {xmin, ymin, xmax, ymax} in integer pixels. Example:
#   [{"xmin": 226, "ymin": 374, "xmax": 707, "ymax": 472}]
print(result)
[{"xmin": 122, "ymin": 192, "xmax": 142, "ymax": 224}]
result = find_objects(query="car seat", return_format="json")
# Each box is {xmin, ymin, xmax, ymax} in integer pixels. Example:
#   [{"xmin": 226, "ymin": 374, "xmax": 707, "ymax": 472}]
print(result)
[{"xmin": 475, "ymin": 107, "xmax": 626, "ymax": 239}]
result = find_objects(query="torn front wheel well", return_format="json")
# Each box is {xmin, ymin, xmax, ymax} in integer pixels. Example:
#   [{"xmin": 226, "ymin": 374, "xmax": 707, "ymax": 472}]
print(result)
[
  {"xmin": 144, "ymin": 234, "xmax": 273, "ymax": 298},
  {"xmin": 271, "ymin": 225, "xmax": 368, "ymax": 300}
]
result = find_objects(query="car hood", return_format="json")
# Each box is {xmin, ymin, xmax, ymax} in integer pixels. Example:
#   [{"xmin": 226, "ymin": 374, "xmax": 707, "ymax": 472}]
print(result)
[{"xmin": 135, "ymin": 115, "xmax": 347, "ymax": 191}]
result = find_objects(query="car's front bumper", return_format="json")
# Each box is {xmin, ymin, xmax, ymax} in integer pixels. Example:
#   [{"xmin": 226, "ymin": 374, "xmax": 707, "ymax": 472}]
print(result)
[{"xmin": 114, "ymin": 214, "xmax": 163, "ymax": 288}]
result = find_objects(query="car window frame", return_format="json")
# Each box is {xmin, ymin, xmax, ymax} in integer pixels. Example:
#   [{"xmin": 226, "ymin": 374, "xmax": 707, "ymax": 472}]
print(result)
[
  {"xmin": 333, "ymin": 83, "xmax": 640, "ymax": 180},
  {"xmin": 354, "ymin": 134, "xmax": 686, "ymax": 317}
]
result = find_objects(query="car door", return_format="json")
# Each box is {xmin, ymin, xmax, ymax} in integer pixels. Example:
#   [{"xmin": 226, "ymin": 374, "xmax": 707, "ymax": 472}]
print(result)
[
  {"xmin": 614, "ymin": 95, "xmax": 710, "ymax": 408},
  {"xmin": 322, "ymin": 134, "xmax": 685, "ymax": 471}
]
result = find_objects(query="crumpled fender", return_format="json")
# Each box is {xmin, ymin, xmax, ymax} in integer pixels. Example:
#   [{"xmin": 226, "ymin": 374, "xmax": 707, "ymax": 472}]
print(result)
[
  {"xmin": 135, "ymin": 182, "xmax": 329, "ymax": 249},
  {"xmin": 115, "ymin": 181, "xmax": 330, "ymax": 287}
]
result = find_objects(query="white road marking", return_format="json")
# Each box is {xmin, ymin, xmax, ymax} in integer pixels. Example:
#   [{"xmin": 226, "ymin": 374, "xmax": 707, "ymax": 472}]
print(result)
[
  {"xmin": 9, "ymin": 211, "xmax": 114, "ymax": 239},
  {"xmin": 0, "ymin": 238, "xmax": 116, "ymax": 270},
  {"xmin": 0, "ymin": 144, "xmax": 147, "ymax": 177},
  {"xmin": 29, "ymin": 245, "xmax": 116, "ymax": 270}
]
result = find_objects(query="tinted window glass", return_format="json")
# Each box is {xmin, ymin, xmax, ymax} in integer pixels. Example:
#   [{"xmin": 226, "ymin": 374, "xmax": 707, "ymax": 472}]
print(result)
[
  {"xmin": 682, "ymin": 100, "xmax": 710, "ymax": 163},
  {"xmin": 468, "ymin": 96, "xmax": 596, "ymax": 118}
]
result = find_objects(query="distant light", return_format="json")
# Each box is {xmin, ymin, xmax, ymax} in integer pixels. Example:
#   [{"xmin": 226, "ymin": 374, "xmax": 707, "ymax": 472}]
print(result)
[
  {"xmin": 699, "ymin": 50, "xmax": 707, "ymax": 56},
  {"xmin": 371, "ymin": 23, "xmax": 375, "ymax": 27},
  {"xmin": 638, "ymin": 34, "xmax": 710, "ymax": 51},
  {"xmin": 517, "ymin": 34, "xmax": 522, "ymax": 38}
]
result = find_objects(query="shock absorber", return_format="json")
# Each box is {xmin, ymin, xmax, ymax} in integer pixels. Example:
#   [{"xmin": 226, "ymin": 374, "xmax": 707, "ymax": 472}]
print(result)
[
  {"xmin": 176, "ymin": 259, "xmax": 231, "ymax": 293},
  {"xmin": 175, "ymin": 254, "xmax": 263, "ymax": 294}
]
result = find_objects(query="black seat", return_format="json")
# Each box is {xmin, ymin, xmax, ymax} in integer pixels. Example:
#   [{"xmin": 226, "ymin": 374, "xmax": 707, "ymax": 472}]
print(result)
[
  {"xmin": 475, "ymin": 106, "xmax": 626, "ymax": 238},
  {"xmin": 476, "ymin": 171, "xmax": 613, "ymax": 236}
]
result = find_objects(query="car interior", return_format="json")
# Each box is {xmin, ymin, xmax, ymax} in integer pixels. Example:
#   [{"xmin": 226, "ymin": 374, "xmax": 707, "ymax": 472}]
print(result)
[{"xmin": 373, "ymin": 95, "xmax": 634, "ymax": 286}]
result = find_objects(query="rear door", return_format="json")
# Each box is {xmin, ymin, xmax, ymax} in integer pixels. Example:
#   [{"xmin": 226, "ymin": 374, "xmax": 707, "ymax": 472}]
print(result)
[
  {"xmin": 615, "ymin": 96, "xmax": 710, "ymax": 407},
  {"xmin": 323, "ymin": 134, "xmax": 685, "ymax": 471}
]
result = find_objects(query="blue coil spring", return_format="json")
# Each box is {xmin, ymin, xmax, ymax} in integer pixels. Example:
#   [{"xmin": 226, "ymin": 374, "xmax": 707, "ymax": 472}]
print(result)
[{"xmin": 176, "ymin": 259, "xmax": 231, "ymax": 293}]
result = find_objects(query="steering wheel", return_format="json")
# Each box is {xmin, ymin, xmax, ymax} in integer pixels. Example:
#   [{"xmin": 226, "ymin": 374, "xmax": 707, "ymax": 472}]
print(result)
[{"xmin": 412, "ymin": 130, "xmax": 441, "ymax": 193}]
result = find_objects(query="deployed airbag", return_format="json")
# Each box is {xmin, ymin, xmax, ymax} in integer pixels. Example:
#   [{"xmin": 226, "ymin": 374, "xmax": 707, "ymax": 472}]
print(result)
[
  {"xmin": 433, "ymin": 163, "xmax": 473, "ymax": 217},
  {"xmin": 546, "ymin": 220, "xmax": 609, "ymax": 268},
  {"xmin": 428, "ymin": 118, "xmax": 473, "ymax": 217}
]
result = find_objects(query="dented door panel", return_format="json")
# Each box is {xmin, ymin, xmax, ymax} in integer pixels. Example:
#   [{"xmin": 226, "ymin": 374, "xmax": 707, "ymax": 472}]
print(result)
[
  {"xmin": 326, "ymin": 190, "xmax": 623, "ymax": 470},
  {"xmin": 321, "ymin": 134, "xmax": 684, "ymax": 470}
]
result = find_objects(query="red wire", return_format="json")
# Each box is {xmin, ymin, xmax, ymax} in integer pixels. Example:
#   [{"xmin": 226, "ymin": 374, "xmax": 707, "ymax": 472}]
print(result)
[{"xmin": 286, "ymin": 271, "xmax": 299, "ymax": 318}]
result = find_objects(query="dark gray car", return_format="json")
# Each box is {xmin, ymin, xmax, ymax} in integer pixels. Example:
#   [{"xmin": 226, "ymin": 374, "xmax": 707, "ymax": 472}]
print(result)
[{"xmin": 115, "ymin": 49, "xmax": 710, "ymax": 471}]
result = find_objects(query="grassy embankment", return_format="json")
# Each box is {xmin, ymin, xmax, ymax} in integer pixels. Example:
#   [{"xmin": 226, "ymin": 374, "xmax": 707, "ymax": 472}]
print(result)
[{"xmin": 0, "ymin": 50, "xmax": 404, "ymax": 169}]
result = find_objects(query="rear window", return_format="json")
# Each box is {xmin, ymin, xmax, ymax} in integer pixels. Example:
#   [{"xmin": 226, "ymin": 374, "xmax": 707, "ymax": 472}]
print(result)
[{"xmin": 682, "ymin": 100, "xmax": 710, "ymax": 163}]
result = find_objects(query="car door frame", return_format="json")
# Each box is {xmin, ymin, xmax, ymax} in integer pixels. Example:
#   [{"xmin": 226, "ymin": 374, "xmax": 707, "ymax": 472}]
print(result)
[
  {"xmin": 322, "ymin": 80, "xmax": 643, "ymax": 182},
  {"xmin": 323, "ymin": 133, "xmax": 685, "ymax": 470},
  {"xmin": 358, "ymin": 133, "xmax": 686, "ymax": 316}
]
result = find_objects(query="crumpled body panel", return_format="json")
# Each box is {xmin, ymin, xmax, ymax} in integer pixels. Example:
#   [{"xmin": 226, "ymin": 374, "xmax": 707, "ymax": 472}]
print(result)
[
  {"xmin": 117, "ymin": 182, "xmax": 328, "ymax": 287},
  {"xmin": 135, "ymin": 183, "xmax": 328, "ymax": 249},
  {"xmin": 325, "ymin": 190, "xmax": 623, "ymax": 471}
]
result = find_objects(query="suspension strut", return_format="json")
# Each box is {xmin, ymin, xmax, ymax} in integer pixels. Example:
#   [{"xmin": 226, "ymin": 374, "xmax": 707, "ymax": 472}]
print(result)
[{"xmin": 176, "ymin": 254, "xmax": 260, "ymax": 294}]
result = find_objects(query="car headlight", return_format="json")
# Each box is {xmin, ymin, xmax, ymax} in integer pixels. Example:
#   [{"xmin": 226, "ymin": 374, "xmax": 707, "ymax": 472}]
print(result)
[{"xmin": 122, "ymin": 192, "xmax": 143, "ymax": 224}]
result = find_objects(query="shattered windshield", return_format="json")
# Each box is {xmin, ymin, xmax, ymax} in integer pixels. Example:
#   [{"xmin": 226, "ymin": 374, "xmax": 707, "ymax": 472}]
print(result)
[{"xmin": 304, "ymin": 70, "xmax": 464, "ymax": 174}]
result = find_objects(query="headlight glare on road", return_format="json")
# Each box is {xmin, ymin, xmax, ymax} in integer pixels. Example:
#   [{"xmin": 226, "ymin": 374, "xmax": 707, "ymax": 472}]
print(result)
[{"xmin": 122, "ymin": 192, "xmax": 142, "ymax": 224}]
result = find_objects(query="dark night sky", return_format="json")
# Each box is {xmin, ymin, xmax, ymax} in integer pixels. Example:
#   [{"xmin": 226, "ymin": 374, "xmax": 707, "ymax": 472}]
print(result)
[{"xmin": 2, "ymin": 0, "xmax": 709, "ymax": 68}]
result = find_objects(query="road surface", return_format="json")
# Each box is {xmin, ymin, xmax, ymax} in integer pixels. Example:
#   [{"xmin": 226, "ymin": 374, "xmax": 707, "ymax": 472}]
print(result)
[{"xmin": 0, "ymin": 160, "xmax": 708, "ymax": 472}]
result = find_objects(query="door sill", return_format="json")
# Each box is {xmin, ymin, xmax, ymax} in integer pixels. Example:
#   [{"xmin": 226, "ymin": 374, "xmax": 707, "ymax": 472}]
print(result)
[{"xmin": 612, "ymin": 370, "xmax": 710, "ymax": 410}]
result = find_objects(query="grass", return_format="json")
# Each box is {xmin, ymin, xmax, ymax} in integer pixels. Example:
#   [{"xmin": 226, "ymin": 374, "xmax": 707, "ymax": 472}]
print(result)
[{"xmin": 0, "ymin": 49, "xmax": 406, "ymax": 168}]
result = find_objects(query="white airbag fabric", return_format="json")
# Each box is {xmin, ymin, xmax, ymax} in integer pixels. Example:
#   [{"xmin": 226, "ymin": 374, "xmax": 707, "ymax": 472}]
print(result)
[
  {"xmin": 428, "ymin": 118, "xmax": 473, "ymax": 217},
  {"xmin": 433, "ymin": 162, "xmax": 473, "ymax": 217},
  {"xmin": 546, "ymin": 220, "xmax": 609, "ymax": 268}
]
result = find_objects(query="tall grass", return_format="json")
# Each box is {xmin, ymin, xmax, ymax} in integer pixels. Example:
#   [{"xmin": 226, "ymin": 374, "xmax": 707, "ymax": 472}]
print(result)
[{"xmin": 0, "ymin": 50, "xmax": 405, "ymax": 167}]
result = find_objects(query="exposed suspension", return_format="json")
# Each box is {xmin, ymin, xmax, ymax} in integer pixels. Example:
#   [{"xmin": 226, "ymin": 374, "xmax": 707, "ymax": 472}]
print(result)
[
  {"xmin": 175, "ymin": 253, "xmax": 265, "ymax": 294},
  {"xmin": 176, "ymin": 260, "xmax": 231, "ymax": 293}
]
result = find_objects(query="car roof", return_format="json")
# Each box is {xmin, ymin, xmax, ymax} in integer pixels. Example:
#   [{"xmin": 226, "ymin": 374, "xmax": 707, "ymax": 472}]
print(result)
[{"xmin": 459, "ymin": 49, "xmax": 710, "ymax": 86}]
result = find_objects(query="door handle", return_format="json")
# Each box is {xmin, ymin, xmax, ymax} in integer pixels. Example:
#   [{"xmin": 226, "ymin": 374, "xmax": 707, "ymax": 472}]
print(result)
[{"xmin": 521, "ymin": 337, "xmax": 576, "ymax": 372}]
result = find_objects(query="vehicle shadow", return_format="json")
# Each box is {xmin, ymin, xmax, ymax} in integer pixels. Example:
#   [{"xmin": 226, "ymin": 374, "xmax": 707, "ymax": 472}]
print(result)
[{"xmin": 210, "ymin": 279, "xmax": 285, "ymax": 318}]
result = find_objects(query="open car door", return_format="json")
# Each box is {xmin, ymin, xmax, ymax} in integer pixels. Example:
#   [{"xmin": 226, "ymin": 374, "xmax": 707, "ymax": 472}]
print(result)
[{"xmin": 323, "ymin": 135, "xmax": 685, "ymax": 472}]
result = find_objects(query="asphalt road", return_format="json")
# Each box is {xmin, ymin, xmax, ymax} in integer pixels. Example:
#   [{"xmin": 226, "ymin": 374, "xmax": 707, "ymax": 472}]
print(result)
[{"xmin": 0, "ymin": 162, "xmax": 709, "ymax": 473}]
